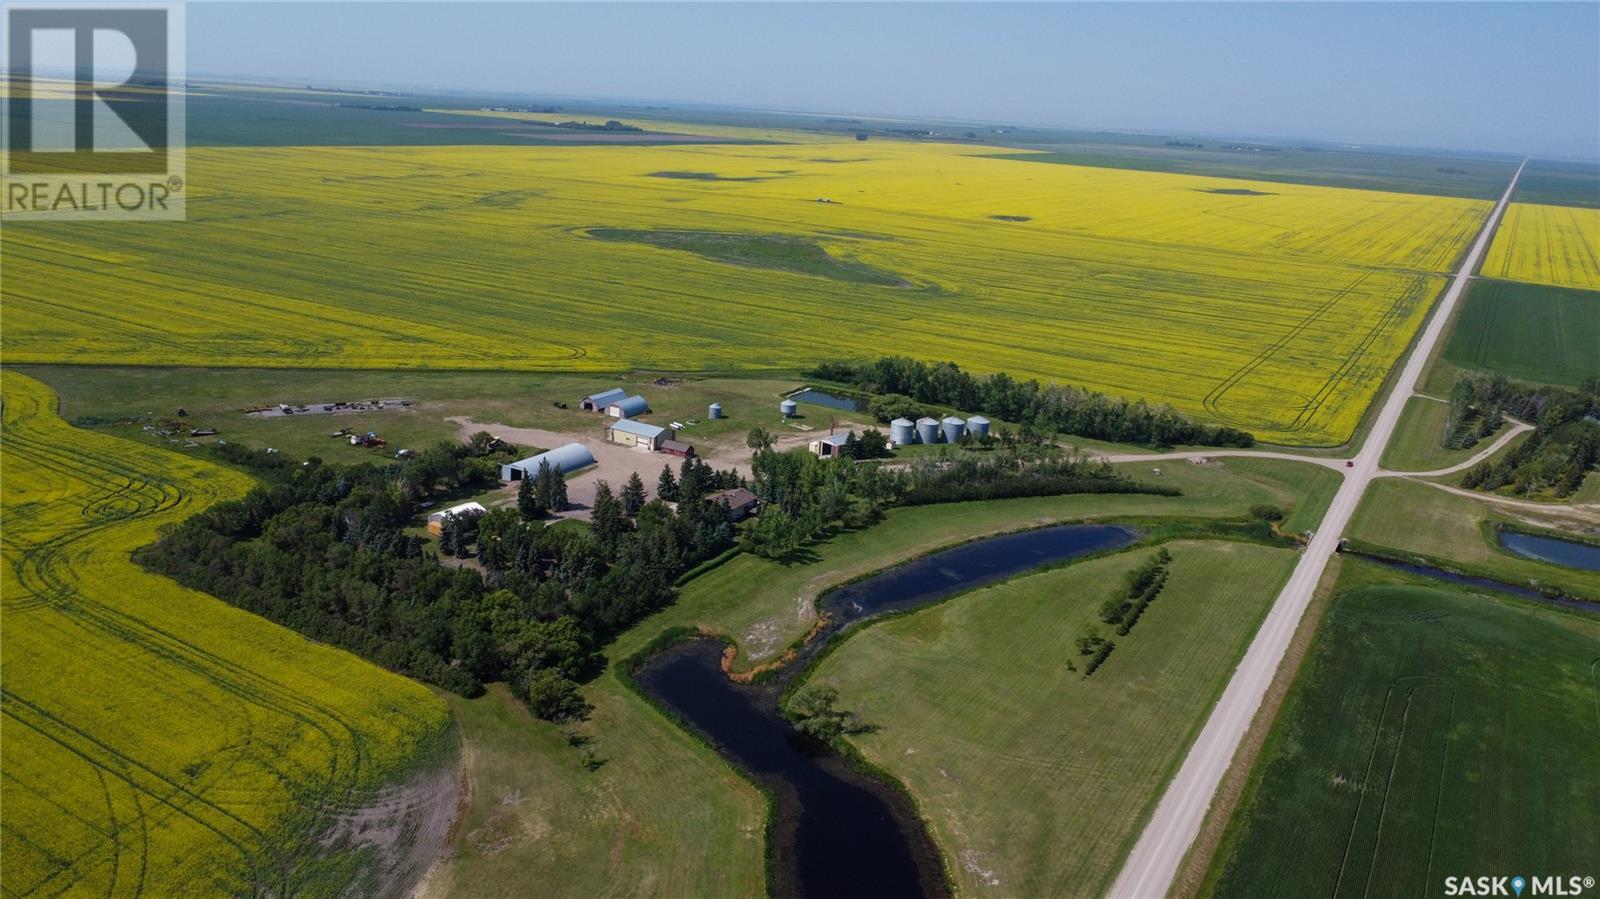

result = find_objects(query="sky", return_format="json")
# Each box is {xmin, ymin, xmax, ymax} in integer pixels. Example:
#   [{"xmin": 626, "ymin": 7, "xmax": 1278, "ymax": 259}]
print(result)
[{"xmin": 191, "ymin": 2, "xmax": 1600, "ymax": 158}]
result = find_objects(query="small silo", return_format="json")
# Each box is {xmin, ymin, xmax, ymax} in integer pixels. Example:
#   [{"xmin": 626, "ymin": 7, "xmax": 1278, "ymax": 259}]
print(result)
[
  {"xmin": 915, "ymin": 416, "xmax": 940, "ymax": 445},
  {"xmin": 780, "ymin": 399, "xmax": 798, "ymax": 418},
  {"xmin": 889, "ymin": 417, "xmax": 916, "ymax": 446},
  {"xmin": 965, "ymin": 415, "xmax": 990, "ymax": 439},
  {"xmin": 941, "ymin": 415, "xmax": 966, "ymax": 444},
  {"xmin": 709, "ymin": 403, "xmax": 724, "ymax": 420}
]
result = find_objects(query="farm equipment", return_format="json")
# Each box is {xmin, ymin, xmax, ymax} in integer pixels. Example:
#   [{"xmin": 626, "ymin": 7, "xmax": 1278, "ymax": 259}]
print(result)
[{"xmin": 349, "ymin": 431, "xmax": 386, "ymax": 448}]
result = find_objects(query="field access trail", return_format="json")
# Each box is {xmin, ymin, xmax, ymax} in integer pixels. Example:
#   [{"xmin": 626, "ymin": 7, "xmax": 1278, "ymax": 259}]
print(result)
[{"xmin": 1108, "ymin": 159, "xmax": 1527, "ymax": 899}]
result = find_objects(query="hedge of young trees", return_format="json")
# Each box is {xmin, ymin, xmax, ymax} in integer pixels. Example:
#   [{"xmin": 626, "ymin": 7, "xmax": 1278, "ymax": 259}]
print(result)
[{"xmin": 808, "ymin": 356, "xmax": 1255, "ymax": 448}]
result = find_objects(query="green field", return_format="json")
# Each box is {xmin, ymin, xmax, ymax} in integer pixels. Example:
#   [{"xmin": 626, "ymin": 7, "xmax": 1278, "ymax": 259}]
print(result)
[
  {"xmin": 1440, "ymin": 280, "xmax": 1600, "ymax": 388},
  {"xmin": 807, "ymin": 540, "xmax": 1296, "ymax": 897},
  {"xmin": 1511, "ymin": 158, "xmax": 1600, "ymax": 209},
  {"xmin": 1201, "ymin": 564, "xmax": 1600, "ymax": 898},
  {"xmin": 1379, "ymin": 395, "xmax": 1520, "ymax": 472},
  {"xmin": 416, "ymin": 457, "xmax": 1337, "ymax": 894},
  {"xmin": 1347, "ymin": 478, "xmax": 1600, "ymax": 599}
]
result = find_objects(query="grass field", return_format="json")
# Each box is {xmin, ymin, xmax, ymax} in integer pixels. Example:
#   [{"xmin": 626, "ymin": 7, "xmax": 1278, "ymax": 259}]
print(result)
[
  {"xmin": 1347, "ymin": 478, "xmax": 1600, "ymax": 598},
  {"xmin": 1510, "ymin": 158, "xmax": 1600, "ymax": 209},
  {"xmin": 1439, "ymin": 280, "xmax": 1600, "ymax": 387},
  {"xmin": 418, "ymin": 457, "xmax": 1337, "ymax": 894},
  {"xmin": 1379, "ymin": 395, "xmax": 1517, "ymax": 472},
  {"xmin": 1, "ymin": 140, "xmax": 1491, "ymax": 444},
  {"xmin": 1480, "ymin": 202, "xmax": 1600, "ymax": 290},
  {"xmin": 1201, "ymin": 564, "xmax": 1600, "ymax": 898},
  {"xmin": 808, "ymin": 540, "xmax": 1297, "ymax": 898},
  {"xmin": 0, "ymin": 372, "xmax": 450, "ymax": 896}
]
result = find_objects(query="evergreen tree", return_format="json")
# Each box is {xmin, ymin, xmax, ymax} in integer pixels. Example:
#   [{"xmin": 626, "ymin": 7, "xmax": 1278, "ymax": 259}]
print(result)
[
  {"xmin": 589, "ymin": 481, "xmax": 627, "ymax": 551},
  {"xmin": 622, "ymin": 471, "xmax": 646, "ymax": 516},
  {"xmin": 656, "ymin": 464, "xmax": 679, "ymax": 502},
  {"xmin": 517, "ymin": 473, "xmax": 544, "ymax": 519}
]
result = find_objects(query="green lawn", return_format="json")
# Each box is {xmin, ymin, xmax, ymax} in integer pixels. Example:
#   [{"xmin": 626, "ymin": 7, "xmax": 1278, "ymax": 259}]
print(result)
[
  {"xmin": 1379, "ymin": 395, "xmax": 1516, "ymax": 473},
  {"xmin": 809, "ymin": 541, "xmax": 1298, "ymax": 898},
  {"xmin": 421, "ymin": 458, "xmax": 1336, "ymax": 897},
  {"xmin": 1440, "ymin": 280, "xmax": 1600, "ymax": 389},
  {"xmin": 1201, "ymin": 563, "xmax": 1600, "ymax": 898},
  {"xmin": 1347, "ymin": 478, "xmax": 1600, "ymax": 598}
]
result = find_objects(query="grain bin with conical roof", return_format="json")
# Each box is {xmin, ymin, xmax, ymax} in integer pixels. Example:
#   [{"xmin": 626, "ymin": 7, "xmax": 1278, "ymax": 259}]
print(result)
[
  {"xmin": 915, "ymin": 416, "xmax": 940, "ymax": 445},
  {"xmin": 941, "ymin": 416, "xmax": 966, "ymax": 444},
  {"xmin": 889, "ymin": 417, "xmax": 916, "ymax": 446},
  {"xmin": 965, "ymin": 415, "xmax": 990, "ymax": 439}
]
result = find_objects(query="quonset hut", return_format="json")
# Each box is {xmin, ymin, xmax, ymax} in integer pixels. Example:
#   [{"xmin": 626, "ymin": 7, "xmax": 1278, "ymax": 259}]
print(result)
[
  {"xmin": 580, "ymin": 387, "xmax": 626, "ymax": 412},
  {"xmin": 500, "ymin": 443, "xmax": 596, "ymax": 481},
  {"xmin": 889, "ymin": 417, "xmax": 916, "ymax": 446},
  {"xmin": 606, "ymin": 394, "xmax": 649, "ymax": 419}
]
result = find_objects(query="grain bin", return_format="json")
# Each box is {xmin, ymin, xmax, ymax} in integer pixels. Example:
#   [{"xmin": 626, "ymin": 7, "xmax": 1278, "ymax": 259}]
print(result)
[
  {"xmin": 965, "ymin": 415, "xmax": 990, "ymax": 439},
  {"xmin": 709, "ymin": 403, "xmax": 724, "ymax": 420},
  {"xmin": 889, "ymin": 417, "xmax": 916, "ymax": 446},
  {"xmin": 915, "ymin": 416, "xmax": 940, "ymax": 445},
  {"xmin": 941, "ymin": 415, "xmax": 966, "ymax": 444},
  {"xmin": 780, "ymin": 399, "xmax": 798, "ymax": 418}
]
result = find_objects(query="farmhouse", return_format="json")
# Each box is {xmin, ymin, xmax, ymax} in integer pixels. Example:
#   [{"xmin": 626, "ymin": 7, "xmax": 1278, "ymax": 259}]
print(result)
[
  {"xmin": 606, "ymin": 394, "xmax": 650, "ymax": 418},
  {"xmin": 707, "ymin": 487, "xmax": 759, "ymax": 521},
  {"xmin": 809, "ymin": 431, "xmax": 854, "ymax": 458},
  {"xmin": 607, "ymin": 418, "xmax": 668, "ymax": 451},
  {"xmin": 662, "ymin": 438, "xmax": 695, "ymax": 458},
  {"xmin": 580, "ymin": 387, "xmax": 626, "ymax": 412},
  {"xmin": 425, "ymin": 501, "xmax": 486, "ymax": 536},
  {"xmin": 500, "ymin": 443, "xmax": 597, "ymax": 481}
]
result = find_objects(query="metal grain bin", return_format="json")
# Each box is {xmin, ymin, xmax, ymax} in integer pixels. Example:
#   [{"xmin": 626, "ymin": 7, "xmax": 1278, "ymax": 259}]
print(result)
[
  {"xmin": 780, "ymin": 399, "xmax": 798, "ymax": 418},
  {"xmin": 915, "ymin": 416, "xmax": 940, "ymax": 445},
  {"xmin": 708, "ymin": 403, "xmax": 724, "ymax": 419},
  {"xmin": 889, "ymin": 417, "xmax": 916, "ymax": 446},
  {"xmin": 941, "ymin": 415, "xmax": 966, "ymax": 444},
  {"xmin": 965, "ymin": 415, "xmax": 991, "ymax": 439}
]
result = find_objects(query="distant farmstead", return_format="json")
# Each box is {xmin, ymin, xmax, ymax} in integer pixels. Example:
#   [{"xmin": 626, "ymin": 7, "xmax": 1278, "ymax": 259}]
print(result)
[
  {"xmin": 607, "ymin": 418, "xmax": 668, "ymax": 451},
  {"xmin": 500, "ymin": 443, "xmax": 597, "ymax": 481},
  {"xmin": 579, "ymin": 387, "xmax": 627, "ymax": 412}
]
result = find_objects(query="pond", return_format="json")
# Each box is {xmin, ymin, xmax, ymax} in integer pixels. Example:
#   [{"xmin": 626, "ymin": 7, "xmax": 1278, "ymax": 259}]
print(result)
[
  {"xmin": 1498, "ymin": 531, "xmax": 1600, "ymax": 572},
  {"xmin": 790, "ymin": 388, "xmax": 859, "ymax": 412},
  {"xmin": 633, "ymin": 523, "xmax": 1137, "ymax": 898}
]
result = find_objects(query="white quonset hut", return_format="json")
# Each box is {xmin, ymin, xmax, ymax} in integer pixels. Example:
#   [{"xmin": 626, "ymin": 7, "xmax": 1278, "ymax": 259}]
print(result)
[
  {"xmin": 500, "ymin": 443, "xmax": 597, "ymax": 481},
  {"xmin": 606, "ymin": 394, "xmax": 650, "ymax": 419},
  {"xmin": 607, "ymin": 418, "xmax": 668, "ymax": 450},
  {"xmin": 426, "ymin": 501, "xmax": 486, "ymax": 536},
  {"xmin": 580, "ymin": 387, "xmax": 626, "ymax": 412}
]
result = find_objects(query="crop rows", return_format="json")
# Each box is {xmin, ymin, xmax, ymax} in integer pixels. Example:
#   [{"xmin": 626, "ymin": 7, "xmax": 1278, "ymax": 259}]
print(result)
[
  {"xmin": 1481, "ymin": 202, "xmax": 1600, "ymax": 290},
  {"xmin": 0, "ymin": 142, "xmax": 1490, "ymax": 443},
  {"xmin": 0, "ymin": 372, "xmax": 448, "ymax": 897}
]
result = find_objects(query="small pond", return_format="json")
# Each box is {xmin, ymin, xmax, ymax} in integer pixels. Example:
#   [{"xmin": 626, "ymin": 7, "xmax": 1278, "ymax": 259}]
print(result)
[
  {"xmin": 790, "ymin": 388, "xmax": 859, "ymax": 412},
  {"xmin": 634, "ymin": 523, "xmax": 1138, "ymax": 898},
  {"xmin": 1498, "ymin": 531, "xmax": 1600, "ymax": 572}
]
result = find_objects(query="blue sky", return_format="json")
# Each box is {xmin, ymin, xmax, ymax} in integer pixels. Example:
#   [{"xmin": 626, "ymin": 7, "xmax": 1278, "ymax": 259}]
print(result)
[{"xmin": 191, "ymin": 2, "xmax": 1600, "ymax": 158}]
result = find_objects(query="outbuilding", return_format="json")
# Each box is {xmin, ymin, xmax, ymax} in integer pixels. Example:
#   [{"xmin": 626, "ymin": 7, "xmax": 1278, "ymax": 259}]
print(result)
[
  {"xmin": 500, "ymin": 443, "xmax": 597, "ymax": 481},
  {"xmin": 810, "ymin": 431, "xmax": 854, "ymax": 458},
  {"xmin": 662, "ymin": 439, "xmax": 696, "ymax": 458},
  {"xmin": 607, "ymin": 418, "xmax": 668, "ymax": 450},
  {"xmin": 707, "ymin": 487, "xmax": 759, "ymax": 522},
  {"xmin": 426, "ymin": 501, "xmax": 486, "ymax": 536},
  {"xmin": 606, "ymin": 394, "xmax": 650, "ymax": 419},
  {"xmin": 580, "ymin": 387, "xmax": 626, "ymax": 412}
]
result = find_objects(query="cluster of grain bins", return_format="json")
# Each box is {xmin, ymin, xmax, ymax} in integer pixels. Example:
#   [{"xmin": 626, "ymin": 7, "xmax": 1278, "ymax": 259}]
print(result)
[{"xmin": 888, "ymin": 414, "xmax": 989, "ymax": 446}]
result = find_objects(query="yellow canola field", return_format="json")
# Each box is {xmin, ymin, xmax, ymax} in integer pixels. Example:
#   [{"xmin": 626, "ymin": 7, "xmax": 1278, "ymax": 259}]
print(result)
[
  {"xmin": 1, "ymin": 141, "xmax": 1490, "ymax": 444},
  {"xmin": 1481, "ymin": 201, "xmax": 1600, "ymax": 291},
  {"xmin": 0, "ymin": 372, "xmax": 449, "ymax": 897}
]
